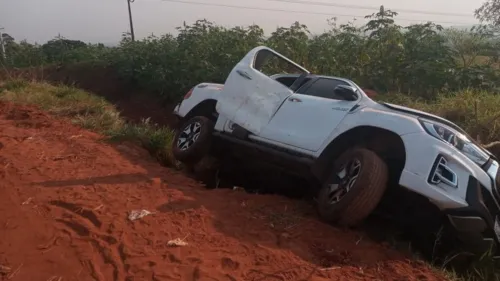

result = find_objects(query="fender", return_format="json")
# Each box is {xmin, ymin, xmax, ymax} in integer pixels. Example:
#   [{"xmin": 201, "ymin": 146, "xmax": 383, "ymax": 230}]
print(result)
[
  {"xmin": 315, "ymin": 103, "xmax": 424, "ymax": 158},
  {"xmin": 311, "ymin": 103, "xmax": 423, "ymax": 191},
  {"xmin": 174, "ymin": 83, "xmax": 223, "ymax": 118}
]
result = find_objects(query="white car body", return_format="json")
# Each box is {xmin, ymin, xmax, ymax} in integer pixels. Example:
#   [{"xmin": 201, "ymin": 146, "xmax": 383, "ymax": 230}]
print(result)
[{"xmin": 173, "ymin": 46, "xmax": 500, "ymax": 255}]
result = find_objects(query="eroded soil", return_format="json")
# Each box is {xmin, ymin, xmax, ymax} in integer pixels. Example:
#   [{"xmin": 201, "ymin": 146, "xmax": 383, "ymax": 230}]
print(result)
[{"xmin": 0, "ymin": 102, "xmax": 448, "ymax": 280}]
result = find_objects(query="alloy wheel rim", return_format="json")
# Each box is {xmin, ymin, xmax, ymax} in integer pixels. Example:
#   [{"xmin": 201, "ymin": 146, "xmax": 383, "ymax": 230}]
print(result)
[
  {"xmin": 327, "ymin": 158, "xmax": 362, "ymax": 204},
  {"xmin": 177, "ymin": 121, "xmax": 202, "ymax": 151}
]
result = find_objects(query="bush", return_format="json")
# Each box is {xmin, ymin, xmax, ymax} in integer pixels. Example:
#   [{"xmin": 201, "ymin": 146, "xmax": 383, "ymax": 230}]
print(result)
[
  {"xmin": 379, "ymin": 89, "xmax": 500, "ymax": 144},
  {"xmin": 2, "ymin": 8, "xmax": 499, "ymax": 102}
]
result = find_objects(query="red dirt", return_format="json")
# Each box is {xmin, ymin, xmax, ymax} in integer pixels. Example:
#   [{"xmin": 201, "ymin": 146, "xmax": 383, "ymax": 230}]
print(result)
[{"xmin": 0, "ymin": 102, "xmax": 448, "ymax": 281}]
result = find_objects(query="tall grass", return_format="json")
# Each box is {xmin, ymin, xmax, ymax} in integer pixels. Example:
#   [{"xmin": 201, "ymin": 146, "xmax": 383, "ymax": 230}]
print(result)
[{"xmin": 378, "ymin": 90, "xmax": 500, "ymax": 144}]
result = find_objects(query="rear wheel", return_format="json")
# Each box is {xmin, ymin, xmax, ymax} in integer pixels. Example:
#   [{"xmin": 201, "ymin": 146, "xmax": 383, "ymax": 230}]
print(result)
[
  {"xmin": 317, "ymin": 148, "xmax": 389, "ymax": 227},
  {"xmin": 172, "ymin": 116, "xmax": 214, "ymax": 165}
]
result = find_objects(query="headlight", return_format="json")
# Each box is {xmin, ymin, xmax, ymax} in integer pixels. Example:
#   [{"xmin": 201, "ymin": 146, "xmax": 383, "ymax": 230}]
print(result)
[{"xmin": 419, "ymin": 119, "xmax": 490, "ymax": 166}]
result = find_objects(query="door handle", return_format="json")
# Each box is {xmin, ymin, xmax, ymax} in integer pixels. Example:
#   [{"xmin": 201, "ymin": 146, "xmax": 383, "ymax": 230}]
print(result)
[
  {"xmin": 236, "ymin": 70, "xmax": 252, "ymax": 80},
  {"xmin": 288, "ymin": 97, "xmax": 302, "ymax": 102}
]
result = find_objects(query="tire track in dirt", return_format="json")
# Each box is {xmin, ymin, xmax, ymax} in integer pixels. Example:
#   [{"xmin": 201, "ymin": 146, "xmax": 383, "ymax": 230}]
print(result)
[
  {"xmin": 50, "ymin": 200, "xmax": 102, "ymax": 227},
  {"xmin": 49, "ymin": 200, "xmax": 125, "ymax": 281}
]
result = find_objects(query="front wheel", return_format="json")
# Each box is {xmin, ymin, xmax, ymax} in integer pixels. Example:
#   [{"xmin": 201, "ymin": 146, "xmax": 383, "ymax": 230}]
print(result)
[
  {"xmin": 317, "ymin": 148, "xmax": 389, "ymax": 227},
  {"xmin": 172, "ymin": 116, "xmax": 214, "ymax": 165}
]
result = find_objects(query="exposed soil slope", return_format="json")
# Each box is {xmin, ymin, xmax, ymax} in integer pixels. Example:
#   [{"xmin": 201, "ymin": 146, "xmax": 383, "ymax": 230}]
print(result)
[
  {"xmin": 1, "ymin": 64, "xmax": 177, "ymax": 127},
  {"xmin": 0, "ymin": 102, "xmax": 448, "ymax": 281}
]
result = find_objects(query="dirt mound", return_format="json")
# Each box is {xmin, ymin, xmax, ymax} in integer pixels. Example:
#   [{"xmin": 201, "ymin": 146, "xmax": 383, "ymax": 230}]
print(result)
[
  {"xmin": 0, "ymin": 102, "xmax": 447, "ymax": 281},
  {"xmin": 2, "ymin": 103, "xmax": 53, "ymax": 129}
]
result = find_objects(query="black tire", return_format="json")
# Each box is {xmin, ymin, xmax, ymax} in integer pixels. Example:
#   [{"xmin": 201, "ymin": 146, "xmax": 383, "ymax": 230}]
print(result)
[
  {"xmin": 317, "ymin": 148, "xmax": 388, "ymax": 227},
  {"xmin": 172, "ymin": 116, "xmax": 214, "ymax": 165}
]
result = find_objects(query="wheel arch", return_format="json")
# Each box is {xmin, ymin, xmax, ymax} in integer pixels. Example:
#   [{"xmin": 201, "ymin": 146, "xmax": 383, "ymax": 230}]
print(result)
[
  {"xmin": 312, "ymin": 126, "xmax": 407, "ymax": 185},
  {"xmin": 184, "ymin": 99, "xmax": 218, "ymax": 122}
]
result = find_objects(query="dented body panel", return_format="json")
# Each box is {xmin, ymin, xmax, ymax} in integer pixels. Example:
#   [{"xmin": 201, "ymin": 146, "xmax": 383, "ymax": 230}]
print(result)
[
  {"xmin": 215, "ymin": 46, "xmax": 308, "ymax": 135},
  {"xmin": 173, "ymin": 45, "xmax": 500, "ymax": 256}
]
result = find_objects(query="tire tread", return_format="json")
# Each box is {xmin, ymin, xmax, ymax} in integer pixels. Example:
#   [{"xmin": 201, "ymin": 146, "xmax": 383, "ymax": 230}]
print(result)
[
  {"xmin": 317, "ymin": 148, "xmax": 389, "ymax": 227},
  {"xmin": 338, "ymin": 148, "xmax": 388, "ymax": 226}
]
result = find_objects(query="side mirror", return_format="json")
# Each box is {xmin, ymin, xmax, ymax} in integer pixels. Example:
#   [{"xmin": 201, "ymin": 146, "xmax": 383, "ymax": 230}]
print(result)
[{"xmin": 334, "ymin": 85, "xmax": 358, "ymax": 101}]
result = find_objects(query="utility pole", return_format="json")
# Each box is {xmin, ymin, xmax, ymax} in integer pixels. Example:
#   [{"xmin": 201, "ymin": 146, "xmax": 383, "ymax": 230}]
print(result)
[
  {"xmin": 127, "ymin": 0, "xmax": 136, "ymax": 41},
  {"xmin": 0, "ymin": 27, "xmax": 6, "ymax": 60}
]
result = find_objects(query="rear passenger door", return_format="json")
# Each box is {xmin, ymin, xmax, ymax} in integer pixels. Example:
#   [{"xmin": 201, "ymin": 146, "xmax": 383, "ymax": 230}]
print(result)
[
  {"xmin": 216, "ymin": 47, "xmax": 309, "ymax": 135},
  {"xmin": 257, "ymin": 78, "xmax": 361, "ymax": 152}
]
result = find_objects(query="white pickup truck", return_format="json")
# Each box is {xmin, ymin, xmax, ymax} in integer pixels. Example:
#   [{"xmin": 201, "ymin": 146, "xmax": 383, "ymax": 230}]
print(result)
[{"xmin": 172, "ymin": 46, "xmax": 500, "ymax": 257}]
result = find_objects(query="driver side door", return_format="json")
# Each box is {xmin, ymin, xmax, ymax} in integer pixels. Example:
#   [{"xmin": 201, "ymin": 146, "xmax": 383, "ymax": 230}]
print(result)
[{"xmin": 216, "ymin": 46, "xmax": 309, "ymax": 135}]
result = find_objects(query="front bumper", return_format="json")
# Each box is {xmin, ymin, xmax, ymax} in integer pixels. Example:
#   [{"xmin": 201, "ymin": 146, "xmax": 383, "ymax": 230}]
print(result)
[
  {"xmin": 447, "ymin": 164, "xmax": 500, "ymax": 256},
  {"xmin": 400, "ymin": 132, "xmax": 500, "ymax": 256}
]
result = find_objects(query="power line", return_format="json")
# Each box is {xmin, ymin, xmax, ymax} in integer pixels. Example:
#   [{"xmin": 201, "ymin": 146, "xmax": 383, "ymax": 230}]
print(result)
[
  {"xmin": 162, "ymin": 0, "xmax": 478, "ymax": 25},
  {"xmin": 263, "ymin": 0, "xmax": 472, "ymax": 18}
]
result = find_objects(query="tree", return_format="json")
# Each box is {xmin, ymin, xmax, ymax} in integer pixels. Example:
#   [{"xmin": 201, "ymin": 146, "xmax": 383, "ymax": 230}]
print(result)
[
  {"xmin": 1, "ymin": 33, "xmax": 14, "ymax": 44},
  {"xmin": 41, "ymin": 35, "xmax": 87, "ymax": 62},
  {"xmin": 362, "ymin": 6, "xmax": 404, "ymax": 92},
  {"xmin": 444, "ymin": 27, "xmax": 493, "ymax": 68},
  {"xmin": 475, "ymin": 0, "xmax": 500, "ymax": 26}
]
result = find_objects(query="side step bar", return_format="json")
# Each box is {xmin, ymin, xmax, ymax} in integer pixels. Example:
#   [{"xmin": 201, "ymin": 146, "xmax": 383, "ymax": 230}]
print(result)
[{"xmin": 212, "ymin": 132, "xmax": 315, "ymax": 166}]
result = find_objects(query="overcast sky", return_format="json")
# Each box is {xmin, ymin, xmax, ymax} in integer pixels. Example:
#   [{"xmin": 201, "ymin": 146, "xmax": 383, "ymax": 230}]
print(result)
[{"xmin": 0, "ymin": 0, "xmax": 486, "ymax": 44}]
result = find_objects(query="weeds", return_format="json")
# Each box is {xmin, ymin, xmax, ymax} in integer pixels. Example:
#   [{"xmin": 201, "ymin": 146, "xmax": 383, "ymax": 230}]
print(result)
[
  {"xmin": 437, "ymin": 250, "xmax": 500, "ymax": 281},
  {"xmin": 0, "ymin": 79, "xmax": 29, "ymax": 92},
  {"xmin": 108, "ymin": 118, "xmax": 177, "ymax": 167}
]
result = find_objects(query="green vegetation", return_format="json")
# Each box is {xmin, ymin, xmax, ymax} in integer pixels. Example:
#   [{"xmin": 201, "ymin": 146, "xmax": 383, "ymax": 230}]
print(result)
[
  {"xmin": 0, "ymin": 80, "xmax": 177, "ymax": 167},
  {"xmin": 1, "ymin": 7, "xmax": 499, "ymax": 102},
  {"xmin": 378, "ymin": 90, "xmax": 500, "ymax": 144},
  {"xmin": 476, "ymin": 0, "xmax": 500, "ymax": 26},
  {"xmin": 449, "ymin": 250, "xmax": 500, "ymax": 281}
]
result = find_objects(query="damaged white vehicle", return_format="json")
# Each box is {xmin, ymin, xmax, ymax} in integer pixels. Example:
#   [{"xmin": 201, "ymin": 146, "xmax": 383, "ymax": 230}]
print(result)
[{"xmin": 172, "ymin": 46, "xmax": 500, "ymax": 257}]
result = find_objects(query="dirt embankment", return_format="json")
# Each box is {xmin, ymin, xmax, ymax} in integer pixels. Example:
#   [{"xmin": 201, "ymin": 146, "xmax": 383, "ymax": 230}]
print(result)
[
  {"xmin": 1, "ymin": 64, "xmax": 178, "ymax": 127},
  {"xmin": 0, "ymin": 102, "xmax": 448, "ymax": 280}
]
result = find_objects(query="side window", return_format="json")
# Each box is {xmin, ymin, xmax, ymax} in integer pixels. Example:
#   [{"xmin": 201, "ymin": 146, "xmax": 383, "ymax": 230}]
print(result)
[
  {"xmin": 299, "ymin": 78, "xmax": 350, "ymax": 100},
  {"xmin": 253, "ymin": 50, "xmax": 306, "ymax": 77}
]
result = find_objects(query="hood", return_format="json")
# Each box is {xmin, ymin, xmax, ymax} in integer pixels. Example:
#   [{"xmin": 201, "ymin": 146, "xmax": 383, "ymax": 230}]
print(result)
[
  {"xmin": 380, "ymin": 102, "xmax": 467, "ymax": 135},
  {"xmin": 380, "ymin": 102, "xmax": 495, "ymax": 159}
]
